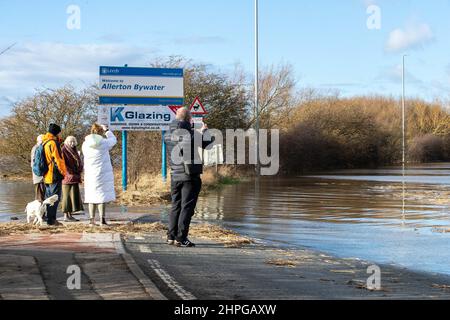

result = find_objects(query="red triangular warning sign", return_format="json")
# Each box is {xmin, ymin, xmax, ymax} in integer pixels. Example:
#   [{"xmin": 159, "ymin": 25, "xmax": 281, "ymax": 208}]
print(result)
[
  {"xmin": 169, "ymin": 105, "xmax": 184, "ymax": 115},
  {"xmin": 190, "ymin": 97, "xmax": 208, "ymax": 115}
]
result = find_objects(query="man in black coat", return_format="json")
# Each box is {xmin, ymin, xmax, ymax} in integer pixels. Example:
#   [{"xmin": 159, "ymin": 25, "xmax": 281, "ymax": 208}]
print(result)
[{"xmin": 164, "ymin": 108, "xmax": 214, "ymax": 247}]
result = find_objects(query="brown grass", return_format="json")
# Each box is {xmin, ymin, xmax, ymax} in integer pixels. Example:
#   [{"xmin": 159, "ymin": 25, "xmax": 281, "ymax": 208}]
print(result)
[
  {"xmin": 0, "ymin": 221, "xmax": 254, "ymax": 248},
  {"xmin": 115, "ymin": 167, "xmax": 248, "ymax": 206},
  {"xmin": 201, "ymin": 166, "xmax": 250, "ymax": 194},
  {"xmin": 266, "ymin": 259, "xmax": 298, "ymax": 268},
  {"xmin": 0, "ymin": 221, "xmax": 167, "ymax": 237},
  {"xmin": 432, "ymin": 227, "xmax": 450, "ymax": 234},
  {"xmin": 346, "ymin": 280, "xmax": 368, "ymax": 290},
  {"xmin": 190, "ymin": 223, "xmax": 254, "ymax": 248},
  {"xmin": 201, "ymin": 166, "xmax": 243, "ymax": 185},
  {"xmin": 0, "ymin": 173, "xmax": 29, "ymax": 182},
  {"xmin": 432, "ymin": 284, "xmax": 450, "ymax": 290},
  {"xmin": 116, "ymin": 173, "xmax": 171, "ymax": 206}
]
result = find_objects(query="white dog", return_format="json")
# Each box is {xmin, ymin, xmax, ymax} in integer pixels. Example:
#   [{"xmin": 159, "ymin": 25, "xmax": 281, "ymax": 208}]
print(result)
[{"xmin": 25, "ymin": 195, "xmax": 59, "ymax": 226}]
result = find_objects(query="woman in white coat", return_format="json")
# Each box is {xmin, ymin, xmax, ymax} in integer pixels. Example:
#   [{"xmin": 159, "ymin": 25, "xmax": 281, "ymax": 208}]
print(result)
[{"xmin": 82, "ymin": 124, "xmax": 117, "ymax": 226}]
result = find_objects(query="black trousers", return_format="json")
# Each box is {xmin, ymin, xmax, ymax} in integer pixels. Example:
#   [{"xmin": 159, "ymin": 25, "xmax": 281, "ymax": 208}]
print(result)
[
  {"xmin": 168, "ymin": 177, "xmax": 202, "ymax": 242},
  {"xmin": 45, "ymin": 182, "xmax": 62, "ymax": 225}
]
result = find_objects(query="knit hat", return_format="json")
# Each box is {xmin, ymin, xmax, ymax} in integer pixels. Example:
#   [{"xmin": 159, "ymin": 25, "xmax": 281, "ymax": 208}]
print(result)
[{"xmin": 48, "ymin": 123, "xmax": 62, "ymax": 136}]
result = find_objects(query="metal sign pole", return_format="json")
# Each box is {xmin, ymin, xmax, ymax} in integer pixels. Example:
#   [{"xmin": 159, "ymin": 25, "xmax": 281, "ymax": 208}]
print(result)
[
  {"xmin": 122, "ymin": 64, "xmax": 129, "ymax": 191},
  {"xmin": 122, "ymin": 130, "xmax": 128, "ymax": 191},
  {"xmin": 162, "ymin": 130, "xmax": 167, "ymax": 182},
  {"xmin": 255, "ymin": 0, "xmax": 260, "ymax": 176}
]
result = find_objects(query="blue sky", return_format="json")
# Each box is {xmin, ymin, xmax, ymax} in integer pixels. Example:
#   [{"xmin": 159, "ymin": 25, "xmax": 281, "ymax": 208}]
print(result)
[{"xmin": 1, "ymin": 0, "xmax": 450, "ymax": 117}]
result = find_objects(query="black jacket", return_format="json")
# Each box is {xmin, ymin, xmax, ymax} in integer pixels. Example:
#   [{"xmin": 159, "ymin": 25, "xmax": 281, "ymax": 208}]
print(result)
[{"xmin": 165, "ymin": 120, "xmax": 214, "ymax": 182}]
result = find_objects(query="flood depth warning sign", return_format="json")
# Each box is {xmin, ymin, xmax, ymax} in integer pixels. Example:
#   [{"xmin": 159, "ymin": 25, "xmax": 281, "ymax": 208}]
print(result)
[{"xmin": 99, "ymin": 66, "xmax": 184, "ymax": 106}]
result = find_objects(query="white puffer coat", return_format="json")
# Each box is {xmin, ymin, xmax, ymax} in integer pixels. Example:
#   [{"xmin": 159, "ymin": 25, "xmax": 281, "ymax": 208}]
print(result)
[{"xmin": 82, "ymin": 131, "xmax": 117, "ymax": 204}]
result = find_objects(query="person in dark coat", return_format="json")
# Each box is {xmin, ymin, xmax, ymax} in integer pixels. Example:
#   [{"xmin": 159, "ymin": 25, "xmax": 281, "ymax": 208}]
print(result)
[
  {"xmin": 31, "ymin": 135, "xmax": 45, "ymax": 202},
  {"xmin": 61, "ymin": 136, "xmax": 84, "ymax": 222},
  {"xmin": 164, "ymin": 108, "xmax": 214, "ymax": 247}
]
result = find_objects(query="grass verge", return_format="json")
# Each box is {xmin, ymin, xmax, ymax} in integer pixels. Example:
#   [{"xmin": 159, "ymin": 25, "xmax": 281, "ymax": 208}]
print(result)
[
  {"xmin": 115, "ymin": 166, "xmax": 249, "ymax": 206},
  {"xmin": 0, "ymin": 221, "xmax": 254, "ymax": 248}
]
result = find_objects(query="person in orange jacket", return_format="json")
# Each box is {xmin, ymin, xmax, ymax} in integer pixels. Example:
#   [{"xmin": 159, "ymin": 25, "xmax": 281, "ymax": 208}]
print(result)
[{"xmin": 42, "ymin": 123, "xmax": 67, "ymax": 226}]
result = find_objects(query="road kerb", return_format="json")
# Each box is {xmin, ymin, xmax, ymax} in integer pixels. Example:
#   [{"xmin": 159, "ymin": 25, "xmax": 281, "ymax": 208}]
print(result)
[{"xmin": 113, "ymin": 233, "xmax": 167, "ymax": 300}]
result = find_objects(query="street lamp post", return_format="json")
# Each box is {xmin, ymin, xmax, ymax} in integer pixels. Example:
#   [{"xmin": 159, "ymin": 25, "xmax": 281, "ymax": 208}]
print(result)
[
  {"xmin": 402, "ymin": 54, "xmax": 407, "ymax": 171},
  {"xmin": 401, "ymin": 54, "xmax": 407, "ymax": 224},
  {"xmin": 255, "ymin": 0, "xmax": 260, "ymax": 176}
]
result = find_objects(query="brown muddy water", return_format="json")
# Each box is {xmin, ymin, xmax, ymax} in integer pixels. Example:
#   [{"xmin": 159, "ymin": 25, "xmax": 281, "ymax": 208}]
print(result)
[{"xmin": 2, "ymin": 163, "xmax": 450, "ymax": 276}]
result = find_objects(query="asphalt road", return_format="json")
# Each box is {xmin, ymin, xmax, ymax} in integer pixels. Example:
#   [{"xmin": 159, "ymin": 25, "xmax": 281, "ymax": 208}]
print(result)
[
  {"xmin": 2, "ymin": 220, "xmax": 450, "ymax": 300},
  {"xmin": 123, "ymin": 231, "xmax": 450, "ymax": 300}
]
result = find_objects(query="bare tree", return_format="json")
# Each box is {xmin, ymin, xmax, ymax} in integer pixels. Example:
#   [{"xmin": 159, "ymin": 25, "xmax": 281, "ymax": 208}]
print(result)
[
  {"xmin": 248, "ymin": 63, "xmax": 297, "ymax": 130},
  {"xmin": 0, "ymin": 86, "xmax": 97, "ymax": 172}
]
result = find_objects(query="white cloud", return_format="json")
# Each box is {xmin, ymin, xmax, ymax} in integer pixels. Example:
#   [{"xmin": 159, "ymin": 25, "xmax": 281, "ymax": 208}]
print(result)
[
  {"xmin": 362, "ymin": 0, "xmax": 377, "ymax": 7},
  {"xmin": 171, "ymin": 35, "xmax": 227, "ymax": 46},
  {"xmin": 96, "ymin": 34, "xmax": 125, "ymax": 43},
  {"xmin": 375, "ymin": 64, "xmax": 423, "ymax": 86},
  {"xmin": 0, "ymin": 42, "xmax": 159, "ymax": 115},
  {"xmin": 0, "ymin": 42, "xmax": 159, "ymax": 88},
  {"xmin": 385, "ymin": 22, "xmax": 435, "ymax": 53}
]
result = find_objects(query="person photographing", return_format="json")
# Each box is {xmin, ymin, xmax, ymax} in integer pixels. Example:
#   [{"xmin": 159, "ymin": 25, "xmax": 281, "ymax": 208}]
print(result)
[{"xmin": 165, "ymin": 108, "xmax": 214, "ymax": 247}]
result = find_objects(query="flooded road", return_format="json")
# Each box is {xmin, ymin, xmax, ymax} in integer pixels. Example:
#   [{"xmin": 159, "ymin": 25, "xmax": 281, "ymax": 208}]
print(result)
[
  {"xmin": 1, "ymin": 163, "xmax": 450, "ymax": 276},
  {"xmin": 195, "ymin": 163, "xmax": 450, "ymax": 276},
  {"xmin": 0, "ymin": 181, "xmax": 34, "ymax": 221}
]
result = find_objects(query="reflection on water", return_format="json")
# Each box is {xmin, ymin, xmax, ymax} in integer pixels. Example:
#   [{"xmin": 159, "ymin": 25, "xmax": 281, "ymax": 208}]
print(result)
[
  {"xmin": 0, "ymin": 181, "xmax": 34, "ymax": 221},
  {"xmin": 1, "ymin": 164, "xmax": 450, "ymax": 276},
  {"xmin": 195, "ymin": 164, "xmax": 450, "ymax": 276},
  {"xmin": 197, "ymin": 177, "xmax": 448, "ymax": 226}
]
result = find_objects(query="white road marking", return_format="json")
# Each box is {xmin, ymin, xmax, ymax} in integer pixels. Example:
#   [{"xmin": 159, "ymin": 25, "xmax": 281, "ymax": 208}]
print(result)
[
  {"xmin": 139, "ymin": 245, "xmax": 153, "ymax": 253},
  {"xmin": 147, "ymin": 259, "xmax": 196, "ymax": 300},
  {"xmin": 135, "ymin": 236, "xmax": 145, "ymax": 240},
  {"xmin": 111, "ymin": 234, "xmax": 167, "ymax": 300}
]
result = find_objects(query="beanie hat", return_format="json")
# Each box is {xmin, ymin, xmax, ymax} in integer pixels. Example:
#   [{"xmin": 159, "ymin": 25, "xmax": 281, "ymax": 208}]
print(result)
[{"xmin": 48, "ymin": 123, "xmax": 62, "ymax": 136}]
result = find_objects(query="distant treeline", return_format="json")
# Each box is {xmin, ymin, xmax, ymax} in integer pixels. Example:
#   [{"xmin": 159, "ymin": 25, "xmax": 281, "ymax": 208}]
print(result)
[
  {"xmin": 1, "ymin": 57, "xmax": 449, "ymax": 179},
  {"xmin": 280, "ymin": 94, "xmax": 450, "ymax": 173}
]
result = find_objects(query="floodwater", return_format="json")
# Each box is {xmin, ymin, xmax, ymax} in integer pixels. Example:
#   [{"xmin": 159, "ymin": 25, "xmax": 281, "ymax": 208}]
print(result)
[
  {"xmin": 0, "ymin": 181, "xmax": 34, "ymax": 220},
  {"xmin": 195, "ymin": 163, "xmax": 450, "ymax": 276},
  {"xmin": 2, "ymin": 163, "xmax": 450, "ymax": 276}
]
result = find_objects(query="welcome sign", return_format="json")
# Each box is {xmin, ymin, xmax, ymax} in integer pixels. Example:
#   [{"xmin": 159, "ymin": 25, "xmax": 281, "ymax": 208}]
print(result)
[{"xmin": 99, "ymin": 66, "xmax": 184, "ymax": 106}]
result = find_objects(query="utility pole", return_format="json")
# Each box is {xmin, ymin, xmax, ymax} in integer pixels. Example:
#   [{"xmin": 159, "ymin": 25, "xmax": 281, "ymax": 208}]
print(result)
[{"xmin": 255, "ymin": 0, "xmax": 260, "ymax": 176}]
